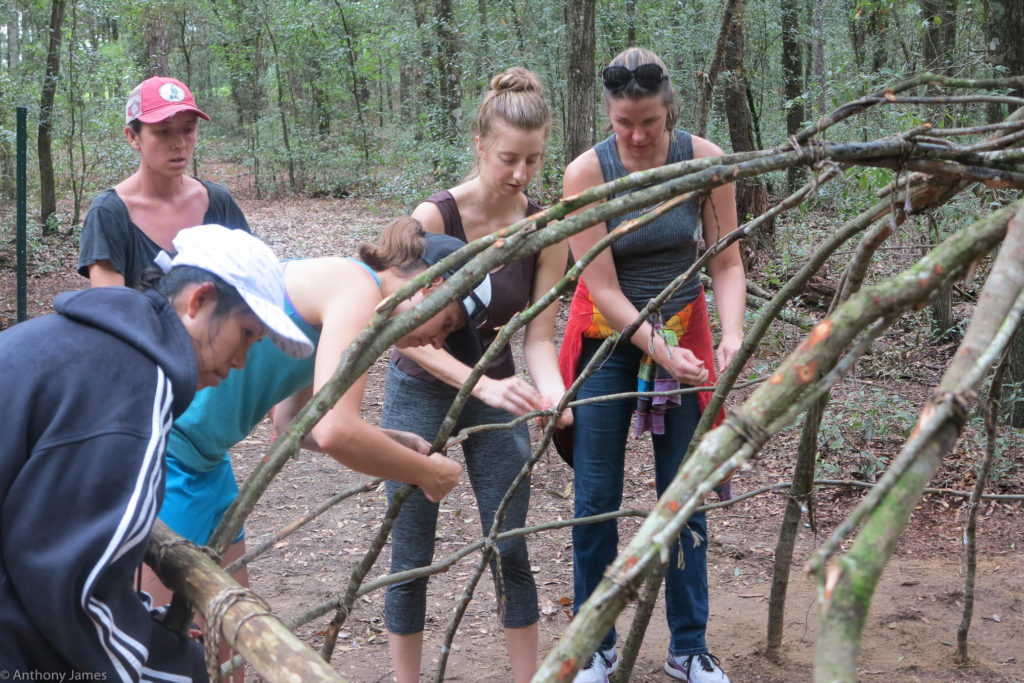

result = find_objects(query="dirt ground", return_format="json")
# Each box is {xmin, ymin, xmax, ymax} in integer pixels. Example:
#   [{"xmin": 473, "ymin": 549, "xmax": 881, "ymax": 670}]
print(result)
[{"xmin": 1, "ymin": 176, "xmax": 1022, "ymax": 681}]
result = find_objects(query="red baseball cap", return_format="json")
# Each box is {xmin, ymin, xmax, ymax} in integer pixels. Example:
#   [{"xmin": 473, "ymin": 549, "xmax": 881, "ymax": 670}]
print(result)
[{"xmin": 125, "ymin": 77, "xmax": 210, "ymax": 125}]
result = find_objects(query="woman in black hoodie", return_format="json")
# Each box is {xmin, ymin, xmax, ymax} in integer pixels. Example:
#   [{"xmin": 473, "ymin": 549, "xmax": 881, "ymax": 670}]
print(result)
[{"xmin": 0, "ymin": 225, "xmax": 312, "ymax": 682}]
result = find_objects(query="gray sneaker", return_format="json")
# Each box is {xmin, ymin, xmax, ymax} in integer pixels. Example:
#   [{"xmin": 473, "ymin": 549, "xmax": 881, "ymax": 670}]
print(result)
[
  {"xmin": 573, "ymin": 646, "xmax": 618, "ymax": 683},
  {"xmin": 664, "ymin": 652, "xmax": 730, "ymax": 682}
]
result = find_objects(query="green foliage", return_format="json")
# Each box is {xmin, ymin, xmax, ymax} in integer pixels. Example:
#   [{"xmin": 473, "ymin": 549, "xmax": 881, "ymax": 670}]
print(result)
[
  {"xmin": 813, "ymin": 386, "xmax": 920, "ymax": 481},
  {"xmin": 0, "ymin": 0, "xmax": 1011, "ymax": 227},
  {"xmin": 958, "ymin": 415, "xmax": 1020, "ymax": 484}
]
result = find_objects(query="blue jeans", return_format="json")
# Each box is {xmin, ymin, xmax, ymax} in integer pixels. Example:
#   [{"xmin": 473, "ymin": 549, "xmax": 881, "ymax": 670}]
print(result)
[{"xmin": 572, "ymin": 339, "xmax": 709, "ymax": 657}]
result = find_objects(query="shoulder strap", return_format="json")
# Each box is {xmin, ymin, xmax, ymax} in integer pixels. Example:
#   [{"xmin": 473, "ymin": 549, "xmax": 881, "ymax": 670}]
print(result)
[{"xmin": 424, "ymin": 190, "xmax": 466, "ymax": 241}]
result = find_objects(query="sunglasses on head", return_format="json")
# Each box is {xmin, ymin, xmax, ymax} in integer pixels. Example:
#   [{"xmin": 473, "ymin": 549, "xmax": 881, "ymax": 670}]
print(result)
[{"xmin": 602, "ymin": 63, "xmax": 666, "ymax": 92}]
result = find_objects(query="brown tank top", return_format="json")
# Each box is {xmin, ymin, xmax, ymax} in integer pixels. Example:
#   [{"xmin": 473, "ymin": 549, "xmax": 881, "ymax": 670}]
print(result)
[{"xmin": 391, "ymin": 190, "xmax": 541, "ymax": 382}]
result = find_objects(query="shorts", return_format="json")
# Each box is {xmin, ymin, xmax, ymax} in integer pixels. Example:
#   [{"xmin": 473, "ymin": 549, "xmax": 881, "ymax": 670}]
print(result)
[{"xmin": 160, "ymin": 454, "xmax": 244, "ymax": 546}]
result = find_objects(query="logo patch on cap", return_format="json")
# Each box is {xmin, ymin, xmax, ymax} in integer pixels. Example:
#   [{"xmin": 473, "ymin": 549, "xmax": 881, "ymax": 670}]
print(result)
[{"xmin": 159, "ymin": 82, "xmax": 186, "ymax": 103}]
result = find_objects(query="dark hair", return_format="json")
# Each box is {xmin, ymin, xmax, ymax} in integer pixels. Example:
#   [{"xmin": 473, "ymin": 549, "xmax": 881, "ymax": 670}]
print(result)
[
  {"xmin": 473, "ymin": 67, "xmax": 551, "ymax": 142},
  {"xmin": 128, "ymin": 119, "xmax": 142, "ymax": 134},
  {"xmin": 603, "ymin": 47, "xmax": 678, "ymax": 132},
  {"xmin": 358, "ymin": 217, "xmax": 429, "ymax": 275},
  {"xmin": 138, "ymin": 265, "xmax": 247, "ymax": 317}
]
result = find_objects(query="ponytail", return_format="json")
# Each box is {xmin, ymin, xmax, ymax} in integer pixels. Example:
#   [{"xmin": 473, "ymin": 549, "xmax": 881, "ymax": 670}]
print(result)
[{"xmin": 358, "ymin": 217, "xmax": 429, "ymax": 275}]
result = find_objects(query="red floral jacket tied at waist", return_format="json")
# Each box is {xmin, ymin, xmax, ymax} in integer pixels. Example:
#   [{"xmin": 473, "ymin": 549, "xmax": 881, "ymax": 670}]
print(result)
[{"xmin": 554, "ymin": 279, "xmax": 731, "ymax": 500}]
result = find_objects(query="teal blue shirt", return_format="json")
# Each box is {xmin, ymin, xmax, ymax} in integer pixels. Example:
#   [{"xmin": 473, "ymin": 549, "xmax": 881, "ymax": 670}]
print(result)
[{"xmin": 165, "ymin": 297, "xmax": 321, "ymax": 472}]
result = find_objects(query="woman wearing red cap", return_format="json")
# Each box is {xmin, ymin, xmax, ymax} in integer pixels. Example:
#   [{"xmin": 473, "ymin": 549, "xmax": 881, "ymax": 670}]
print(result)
[{"xmin": 78, "ymin": 76, "xmax": 250, "ymax": 288}]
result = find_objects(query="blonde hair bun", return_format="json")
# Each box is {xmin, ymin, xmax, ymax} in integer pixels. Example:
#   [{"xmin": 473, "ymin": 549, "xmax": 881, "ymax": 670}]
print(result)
[{"xmin": 490, "ymin": 67, "xmax": 543, "ymax": 95}]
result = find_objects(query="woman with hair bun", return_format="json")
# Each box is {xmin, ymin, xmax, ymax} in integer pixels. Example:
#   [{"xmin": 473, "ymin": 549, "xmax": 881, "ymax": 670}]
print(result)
[
  {"xmin": 561, "ymin": 47, "xmax": 744, "ymax": 683},
  {"xmin": 383, "ymin": 67, "xmax": 569, "ymax": 683}
]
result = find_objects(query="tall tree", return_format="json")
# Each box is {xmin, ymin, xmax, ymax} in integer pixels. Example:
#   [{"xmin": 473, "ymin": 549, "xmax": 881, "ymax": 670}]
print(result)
[
  {"xmin": 6, "ymin": 1, "xmax": 19, "ymax": 77},
  {"xmin": 813, "ymin": 0, "xmax": 824, "ymax": 115},
  {"xmin": 474, "ymin": 0, "xmax": 489, "ymax": 96},
  {"xmin": 564, "ymin": 0, "xmax": 595, "ymax": 164},
  {"xmin": 142, "ymin": 7, "xmax": 169, "ymax": 76},
  {"xmin": 985, "ymin": 0, "xmax": 1024, "ymax": 426},
  {"xmin": 921, "ymin": 0, "xmax": 957, "ymax": 88},
  {"xmin": 38, "ymin": 0, "xmax": 66, "ymax": 231},
  {"xmin": 434, "ymin": 0, "xmax": 460, "ymax": 146},
  {"xmin": 782, "ymin": 0, "xmax": 805, "ymax": 191},
  {"xmin": 920, "ymin": 0, "xmax": 958, "ymax": 339},
  {"xmin": 693, "ymin": 0, "xmax": 740, "ymax": 139},
  {"xmin": 210, "ymin": 0, "xmax": 266, "ymax": 193},
  {"xmin": 721, "ymin": 0, "xmax": 771, "ymax": 264}
]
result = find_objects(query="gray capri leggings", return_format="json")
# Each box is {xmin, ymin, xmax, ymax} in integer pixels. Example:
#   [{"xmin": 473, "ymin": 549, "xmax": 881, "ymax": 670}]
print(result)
[{"xmin": 382, "ymin": 362, "xmax": 539, "ymax": 633}]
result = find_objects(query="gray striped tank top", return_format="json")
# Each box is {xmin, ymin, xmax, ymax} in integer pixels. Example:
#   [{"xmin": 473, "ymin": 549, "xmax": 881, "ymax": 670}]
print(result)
[{"xmin": 594, "ymin": 131, "xmax": 701, "ymax": 317}]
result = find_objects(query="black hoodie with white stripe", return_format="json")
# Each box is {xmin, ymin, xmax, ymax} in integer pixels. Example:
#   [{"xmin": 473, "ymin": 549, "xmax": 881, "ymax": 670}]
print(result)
[{"xmin": 0, "ymin": 287, "xmax": 207, "ymax": 682}]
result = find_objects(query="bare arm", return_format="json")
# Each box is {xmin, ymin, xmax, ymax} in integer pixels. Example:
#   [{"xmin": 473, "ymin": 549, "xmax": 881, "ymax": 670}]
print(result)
[
  {"xmin": 88, "ymin": 260, "xmax": 126, "ymax": 288},
  {"xmin": 305, "ymin": 272, "xmax": 461, "ymax": 502},
  {"xmin": 693, "ymin": 135, "xmax": 745, "ymax": 370},
  {"xmin": 272, "ymin": 384, "xmax": 429, "ymax": 454},
  {"xmin": 522, "ymin": 237, "xmax": 572, "ymax": 427}
]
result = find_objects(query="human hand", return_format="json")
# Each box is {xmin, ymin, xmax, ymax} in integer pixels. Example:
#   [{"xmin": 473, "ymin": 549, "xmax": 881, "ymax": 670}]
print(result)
[
  {"xmin": 716, "ymin": 332, "xmax": 743, "ymax": 372},
  {"xmin": 473, "ymin": 375, "xmax": 544, "ymax": 416},
  {"xmin": 535, "ymin": 392, "xmax": 573, "ymax": 429},
  {"xmin": 659, "ymin": 344, "xmax": 709, "ymax": 385},
  {"xmin": 420, "ymin": 453, "xmax": 462, "ymax": 502},
  {"xmin": 382, "ymin": 428, "xmax": 430, "ymax": 454}
]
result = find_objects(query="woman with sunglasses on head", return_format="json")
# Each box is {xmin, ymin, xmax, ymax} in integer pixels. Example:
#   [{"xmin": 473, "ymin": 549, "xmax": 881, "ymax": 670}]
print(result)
[
  {"xmin": 0, "ymin": 225, "xmax": 309, "ymax": 681},
  {"xmin": 78, "ymin": 77, "xmax": 249, "ymax": 288},
  {"xmin": 560, "ymin": 47, "xmax": 744, "ymax": 683},
  {"xmin": 382, "ymin": 67, "xmax": 570, "ymax": 683}
]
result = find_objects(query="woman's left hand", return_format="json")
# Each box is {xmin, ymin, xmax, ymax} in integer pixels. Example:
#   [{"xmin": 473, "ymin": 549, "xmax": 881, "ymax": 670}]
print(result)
[{"xmin": 716, "ymin": 332, "xmax": 743, "ymax": 371}]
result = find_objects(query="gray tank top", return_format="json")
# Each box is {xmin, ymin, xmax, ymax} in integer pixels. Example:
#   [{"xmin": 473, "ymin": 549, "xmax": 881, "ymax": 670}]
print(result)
[{"xmin": 594, "ymin": 131, "xmax": 701, "ymax": 317}]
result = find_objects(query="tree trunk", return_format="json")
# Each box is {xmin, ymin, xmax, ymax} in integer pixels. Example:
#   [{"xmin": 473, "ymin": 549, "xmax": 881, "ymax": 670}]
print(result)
[
  {"xmin": 7, "ymin": 2, "xmax": 19, "ymax": 76},
  {"xmin": 848, "ymin": 0, "xmax": 864, "ymax": 72},
  {"xmin": 38, "ymin": 0, "xmax": 66, "ymax": 232},
  {"xmin": 1008, "ymin": 324, "xmax": 1024, "ymax": 427},
  {"xmin": 411, "ymin": 0, "xmax": 432, "ymax": 147},
  {"xmin": 985, "ymin": 0, "xmax": 1024, "ymax": 122},
  {"xmin": 782, "ymin": 0, "xmax": 806, "ymax": 191},
  {"xmin": 399, "ymin": 59, "xmax": 413, "ymax": 123},
  {"xmin": 475, "ymin": 0, "xmax": 489, "ymax": 95},
  {"xmin": 212, "ymin": 0, "xmax": 265, "ymax": 193},
  {"xmin": 920, "ymin": 0, "xmax": 957, "ymax": 89},
  {"xmin": 721, "ymin": 0, "xmax": 772, "ymax": 267},
  {"xmin": 625, "ymin": 0, "xmax": 636, "ymax": 47},
  {"xmin": 564, "ymin": 0, "xmax": 595, "ymax": 164},
  {"xmin": 264, "ymin": 20, "xmax": 295, "ymax": 191},
  {"xmin": 813, "ymin": 0, "xmax": 825, "ymax": 115},
  {"xmin": 502, "ymin": 0, "xmax": 526, "ymax": 59},
  {"xmin": 870, "ymin": 7, "xmax": 888, "ymax": 74},
  {"xmin": 920, "ymin": 2, "xmax": 959, "ymax": 337},
  {"xmin": 337, "ymin": 5, "xmax": 370, "ymax": 165},
  {"xmin": 143, "ymin": 8, "xmax": 169, "ymax": 76},
  {"xmin": 693, "ymin": 0, "xmax": 740, "ymax": 139},
  {"xmin": 434, "ymin": 0, "xmax": 461, "ymax": 179}
]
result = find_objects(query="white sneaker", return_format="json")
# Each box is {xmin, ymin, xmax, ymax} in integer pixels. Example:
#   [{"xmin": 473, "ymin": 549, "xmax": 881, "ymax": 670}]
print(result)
[
  {"xmin": 664, "ymin": 652, "xmax": 730, "ymax": 682},
  {"xmin": 572, "ymin": 646, "xmax": 618, "ymax": 683}
]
